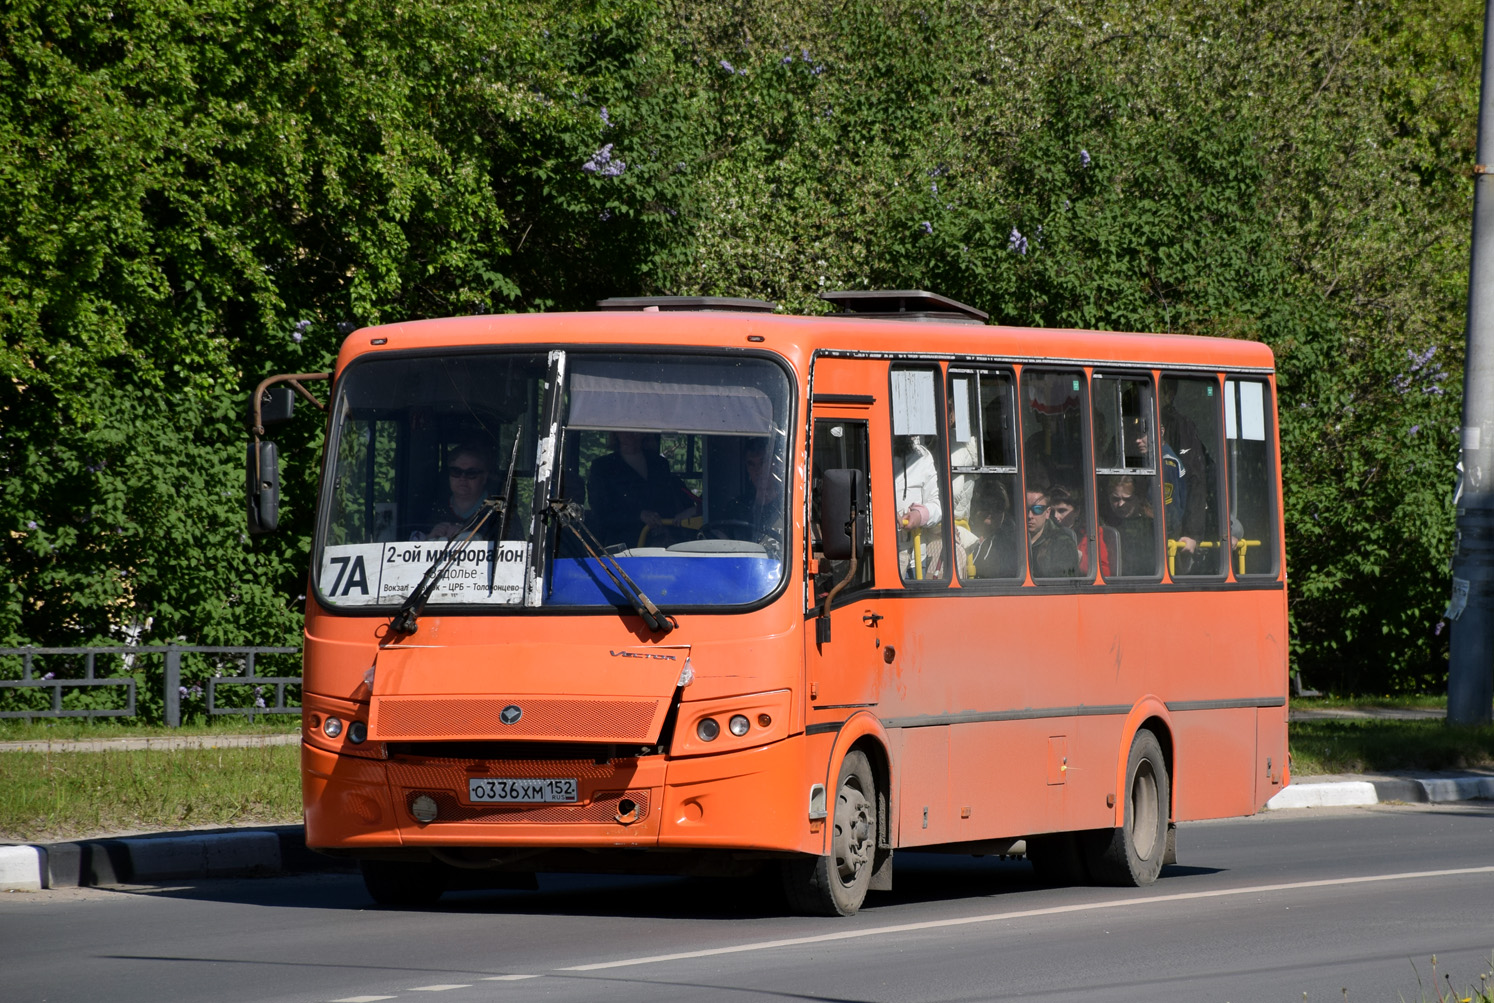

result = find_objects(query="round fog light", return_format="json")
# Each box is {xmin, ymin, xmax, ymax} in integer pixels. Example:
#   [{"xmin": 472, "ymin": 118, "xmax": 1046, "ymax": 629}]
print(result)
[
  {"xmin": 410, "ymin": 794, "xmax": 439, "ymax": 823},
  {"xmin": 696, "ymin": 717, "xmax": 720, "ymax": 742},
  {"xmin": 348, "ymin": 721, "xmax": 367, "ymax": 744},
  {"xmin": 728, "ymin": 714, "xmax": 750, "ymax": 737},
  {"xmin": 323, "ymin": 716, "xmax": 343, "ymax": 739}
]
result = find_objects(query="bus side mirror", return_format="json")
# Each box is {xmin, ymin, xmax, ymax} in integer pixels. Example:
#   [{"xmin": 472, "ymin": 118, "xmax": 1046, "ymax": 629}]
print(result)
[
  {"xmin": 246, "ymin": 440, "xmax": 280, "ymax": 536},
  {"xmin": 819, "ymin": 468, "xmax": 863, "ymax": 561},
  {"xmin": 256, "ymin": 387, "xmax": 296, "ymax": 426}
]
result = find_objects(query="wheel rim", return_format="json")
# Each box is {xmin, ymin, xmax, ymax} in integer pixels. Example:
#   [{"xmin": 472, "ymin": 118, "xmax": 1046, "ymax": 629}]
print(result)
[
  {"xmin": 1130, "ymin": 758, "xmax": 1160, "ymax": 861},
  {"xmin": 833, "ymin": 780, "xmax": 873, "ymax": 886}
]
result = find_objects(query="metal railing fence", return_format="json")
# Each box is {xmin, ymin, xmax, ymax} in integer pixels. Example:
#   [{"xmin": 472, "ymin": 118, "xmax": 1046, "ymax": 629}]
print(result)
[{"xmin": 0, "ymin": 646, "xmax": 302, "ymax": 726}]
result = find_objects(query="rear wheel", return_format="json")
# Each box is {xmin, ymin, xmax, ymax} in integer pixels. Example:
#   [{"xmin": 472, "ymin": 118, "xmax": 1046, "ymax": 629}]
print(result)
[
  {"xmin": 782, "ymin": 750, "xmax": 877, "ymax": 916},
  {"xmin": 1086, "ymin": 729, "xmax": 1169, "ymax": 886},
  {"xmin": 359, "ymin": 858, "xmax": 447, "ymax": 907}
]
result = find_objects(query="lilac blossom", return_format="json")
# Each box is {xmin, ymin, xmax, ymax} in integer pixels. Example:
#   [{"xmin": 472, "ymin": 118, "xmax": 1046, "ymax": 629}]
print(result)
[
  {"xmin": 920, "ymin": 221, "xmax": 933, "ymax": 235},
  {"xmin": 720, "ymin": 59, "xmax": 736, "ymax": 74},
  {"xmin": 1394, "ymin": 345, "xmax": 1447, "ymax": 395},
  {"xmin": 1080, "ymin": 149, "xmax": 1091, "ymax": 168},
  {"xmin": 42, "ymin": 671, "xmax": 54, "ymax": 680},
  {"xmin": 27, "ymin": 520, "xmax": 37, "ymax": 529},
  {"xmin": 581, "ymin": 143, "xmax": 625, "ymax": 176},
  {"xmin": 931, "ymin": 182, "xmax": 939, "ymax": 196},
  {"xmin": 599, "ymin": 106, "xmax": 612, "ymax": 128},
  {"xmin": 1008, "ymin": 227, "xmax": 1028, "ymax": 254},
  {"xmin": 1409, "ymin": 424, "xmax": 1421, "ymax": 436}
]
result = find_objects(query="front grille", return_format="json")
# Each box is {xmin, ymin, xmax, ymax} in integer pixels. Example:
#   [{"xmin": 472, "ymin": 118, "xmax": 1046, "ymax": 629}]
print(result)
[{"xmin": 375, "ymin": 695, "xmax": 660, "ymax": 742}]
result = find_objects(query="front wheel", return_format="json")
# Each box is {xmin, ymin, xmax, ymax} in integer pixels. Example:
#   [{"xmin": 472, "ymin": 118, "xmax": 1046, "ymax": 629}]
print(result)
[
  {"xmin": 781, "ymin": 750, "xmax": 877, "ymax": 916},
  {"xmin": 1085, "ymin": 729, "xmax": 1170, "ymax": 886}
]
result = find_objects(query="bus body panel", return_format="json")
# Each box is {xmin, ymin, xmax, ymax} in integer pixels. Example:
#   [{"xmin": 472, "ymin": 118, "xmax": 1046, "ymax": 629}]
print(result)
[{"xmin": 295, "ymin": 306, "xmax": 1288, "ymax": 884}]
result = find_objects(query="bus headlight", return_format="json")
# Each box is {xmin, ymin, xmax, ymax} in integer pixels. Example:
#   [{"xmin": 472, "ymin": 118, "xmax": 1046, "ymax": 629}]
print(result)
[
  {"xmin": 728, "ymin": 714, "xmax": 750, "ymax": 737},
  {"xmin": 323, "ymin": 717, "xmax": 344, "ymax": 739},
  {"xmin": 348, "ymin": 721, "xmax": 367, "ymax": 744},
  {"xmin": 697, "ymin": 718, "xmax": 720, "ymax": 742}
]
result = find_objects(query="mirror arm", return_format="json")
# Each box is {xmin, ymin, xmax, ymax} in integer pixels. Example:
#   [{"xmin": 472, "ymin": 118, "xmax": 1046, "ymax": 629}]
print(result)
[
  {"xmin": 815, "ymin": 504, "xmax": 860, "ymax": 646},
  {"xmin": 250, "ymin": 372, "xmax": 331, "ymax": 435}
]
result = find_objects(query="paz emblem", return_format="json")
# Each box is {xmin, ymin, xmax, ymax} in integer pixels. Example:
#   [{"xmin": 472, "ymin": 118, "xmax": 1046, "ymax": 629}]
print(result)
[{"xmin": 499, "ymin": 704, "xmax": 523, "ymax": 725}]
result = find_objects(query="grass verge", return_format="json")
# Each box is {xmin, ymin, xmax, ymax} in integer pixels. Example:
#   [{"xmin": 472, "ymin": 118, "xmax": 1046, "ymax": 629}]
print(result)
[
  {"xmin": 0, "ymin": 743, "xmax": 301, "ymax": 843},
  {"xmin": 1289, "ymin": 718, "xmax": 1494, "ymax": 776}
]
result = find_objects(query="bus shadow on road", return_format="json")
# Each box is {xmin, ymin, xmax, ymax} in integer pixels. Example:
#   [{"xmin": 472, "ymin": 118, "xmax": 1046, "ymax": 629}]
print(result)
[{"xmin": 100, "ymin": 853, "xmax": 1225, "ymax": 919}]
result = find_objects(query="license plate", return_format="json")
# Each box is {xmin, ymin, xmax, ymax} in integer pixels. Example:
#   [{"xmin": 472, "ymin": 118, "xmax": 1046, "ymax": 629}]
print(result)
[{"xmin": 467, "ymin": 777, "xmax": 578, "ymax": 804}]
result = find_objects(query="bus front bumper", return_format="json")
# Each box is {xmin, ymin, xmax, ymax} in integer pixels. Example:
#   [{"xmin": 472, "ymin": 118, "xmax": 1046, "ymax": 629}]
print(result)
[{"xmin": 302, "ymin": 734, "xmax": 816, "ymax": 856}]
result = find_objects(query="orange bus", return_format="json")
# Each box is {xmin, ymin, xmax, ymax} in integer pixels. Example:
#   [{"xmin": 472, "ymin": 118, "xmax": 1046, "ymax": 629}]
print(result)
[{"xmin": 248, "ymin": 289, "xmax": 1288, "ymax": 915}]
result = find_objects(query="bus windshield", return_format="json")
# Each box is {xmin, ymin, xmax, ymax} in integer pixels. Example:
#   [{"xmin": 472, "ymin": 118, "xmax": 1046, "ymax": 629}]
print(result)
[{"xmin": 314, "ymin": 350, "xmax": 792, "ymax": 612}]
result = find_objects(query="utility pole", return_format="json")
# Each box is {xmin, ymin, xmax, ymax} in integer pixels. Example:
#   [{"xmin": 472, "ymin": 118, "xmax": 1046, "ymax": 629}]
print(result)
[{"xmin": 1448, "ymin": 0, "xmax": 1494, "ymax": 726}]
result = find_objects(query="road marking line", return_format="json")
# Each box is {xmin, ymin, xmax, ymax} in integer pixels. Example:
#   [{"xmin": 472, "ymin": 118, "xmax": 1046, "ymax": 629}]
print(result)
[
  {"xmin": 330, "ymin": 997, "xmax": 397, "ymax": 1002},
  {"xmin": 408, "ymin": 986, "xmax": 472, "ymax": 992},
  {"xmin": 559, "ymin": 865, "xmax": 1494, "ymax": 972},
  {"xmin": 482, "ymin": 975, "xmax": 542, "ymax": 981}
]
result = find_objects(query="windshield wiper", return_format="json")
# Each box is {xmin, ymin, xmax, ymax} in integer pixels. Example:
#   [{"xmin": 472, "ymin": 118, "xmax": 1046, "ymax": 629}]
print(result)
[
  {"xmin": 390, "ymin": 437, "xmax": 522, "ymax": 637},
  {"xmin": 547, "ymin": 499, "xmax": 677, "ymax": 636}
]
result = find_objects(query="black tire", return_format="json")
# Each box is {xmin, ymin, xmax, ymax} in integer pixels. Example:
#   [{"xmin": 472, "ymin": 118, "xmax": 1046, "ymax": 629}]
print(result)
[
  {"xmin": 359, "ymin": 858, "xmax": 448, "ymax": 907},
  {"xmin": 1086, "ymin": 730, "xmax": 1170, "ymax": 886},
  {"xmin": 781, "ymin": 750, "xmax": 877, "ymax": 916},
  {"xmin": 1024, "ymin": 832, "xmax": 1090, "ymax": 886}
]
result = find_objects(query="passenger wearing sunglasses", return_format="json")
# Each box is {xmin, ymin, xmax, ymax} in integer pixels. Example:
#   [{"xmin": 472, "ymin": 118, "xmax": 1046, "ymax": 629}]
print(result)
[
  {"xmin": 418, "ymin": 443, "xmax": 493, "ymax": 540},
  {"xmin": 1025, "ymin": 488, "xmax": 1080, "ymax": 579}
]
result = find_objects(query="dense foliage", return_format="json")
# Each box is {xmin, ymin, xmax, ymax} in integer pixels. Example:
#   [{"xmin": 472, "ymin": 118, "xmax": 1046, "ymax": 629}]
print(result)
[{"xmin": 0, "ymin": 0, "xmax": 1479, "ymax": 693}]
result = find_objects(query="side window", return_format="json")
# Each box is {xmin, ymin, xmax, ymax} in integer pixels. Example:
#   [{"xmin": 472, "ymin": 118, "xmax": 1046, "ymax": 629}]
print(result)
[
  {"xmin": 1093, "ymin": 373, "xmax": 1161, "ymax": 578},
  {"xmin": 890, "ymin": 366, "xmax": 948, "ymax": 583},
  {"xmin": 949, "ymin": 370, "xmax": 1023, "ymax": 582},
  {"xmin": 811, "ymin": 419, "xmax": 873, "ymax": 603},
  {"xmin": 1160, "ymin": 375, "xmax": 1226, "ymax": 577},
  {"xmin": 1224, "ymin": 379, "xmax": 1280, "ymax": 576},
  {"xmin": 1020, "ymin": 369, "xmax": 1088, "ymax": 581}
]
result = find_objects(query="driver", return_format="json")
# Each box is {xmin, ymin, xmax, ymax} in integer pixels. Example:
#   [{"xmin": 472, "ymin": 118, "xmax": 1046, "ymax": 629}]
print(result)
[{"xmin": 416, "ymin": 442, "xmax": 493, "ymax": 541}]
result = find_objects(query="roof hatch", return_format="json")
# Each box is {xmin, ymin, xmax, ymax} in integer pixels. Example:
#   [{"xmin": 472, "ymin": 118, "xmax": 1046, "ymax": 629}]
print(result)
[
  {"xmin": 596, "ymin": 296, "xmax": 777, "ymax": 314},
  {"xmin": 820, "ymin": 289, "xmax": 988, "ymax": 324}
]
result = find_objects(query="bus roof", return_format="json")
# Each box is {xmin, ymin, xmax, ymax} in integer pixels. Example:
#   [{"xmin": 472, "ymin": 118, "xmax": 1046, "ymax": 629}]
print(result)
[{"xmin": 337, "ymin": 309, "xmax": 1276, "ymax": 375}]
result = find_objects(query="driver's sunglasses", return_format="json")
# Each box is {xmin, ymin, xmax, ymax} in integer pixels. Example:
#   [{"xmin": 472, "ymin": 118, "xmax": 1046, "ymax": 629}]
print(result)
[
  {"xmin": 1028, "ymin": 503, "xmax": 1048, "ymax": 515},
  {"xmin": 448, "ymin": 466, "xmax": 486, "ymax": 480}
]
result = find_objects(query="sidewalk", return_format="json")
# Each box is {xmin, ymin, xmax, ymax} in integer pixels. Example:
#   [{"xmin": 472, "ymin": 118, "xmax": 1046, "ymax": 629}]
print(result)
[{"xmin": 0, "ymin": 732, "xmax": 300, "ymax": 753}]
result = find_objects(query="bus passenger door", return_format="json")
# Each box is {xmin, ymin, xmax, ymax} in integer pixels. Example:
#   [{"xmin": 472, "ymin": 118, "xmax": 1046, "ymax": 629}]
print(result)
[{"xmin": 806, "ymin": 414, "xmax": 882, "ymax": 713}]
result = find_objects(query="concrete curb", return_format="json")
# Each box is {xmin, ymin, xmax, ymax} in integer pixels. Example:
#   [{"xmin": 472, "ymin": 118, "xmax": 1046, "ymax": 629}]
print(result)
[
  {"xmin": 0, "ymin": 825, "xmax": 353, "ymax": 892},
  {"xmin": 1266, "ymin": 775, "xmax": 1494, "ymax": 810},
  {"xmin": 3, "ymin": 775, "xmax": 1490, "ymax": 892}
]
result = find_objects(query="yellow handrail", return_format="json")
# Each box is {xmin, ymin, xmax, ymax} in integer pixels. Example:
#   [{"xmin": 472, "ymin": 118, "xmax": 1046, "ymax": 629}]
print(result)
[{"xmin": 1167, "ymin": 538, "xmax": 1262, "ymax": 576}]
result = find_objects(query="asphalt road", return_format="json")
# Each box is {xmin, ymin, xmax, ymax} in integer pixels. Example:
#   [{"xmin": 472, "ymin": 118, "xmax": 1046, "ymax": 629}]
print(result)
[{"xmin": 4, "ymin": 803, "xmax": 1493, "ymax": 1003}]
